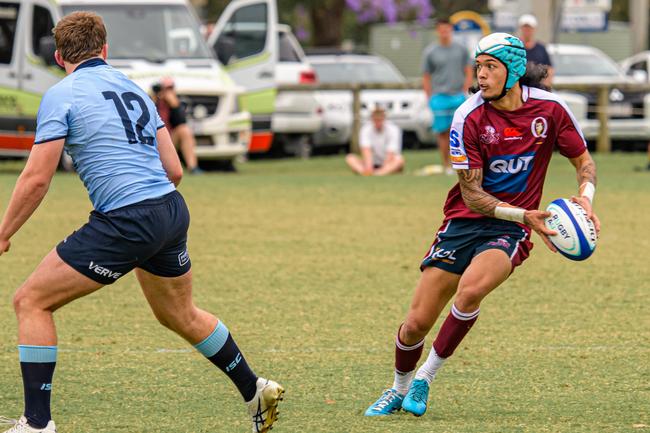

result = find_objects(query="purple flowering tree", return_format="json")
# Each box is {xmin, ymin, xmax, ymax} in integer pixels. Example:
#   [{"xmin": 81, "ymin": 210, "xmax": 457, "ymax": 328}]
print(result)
[
  {"xmin": 273, "ymin": 0, "xmax": 436, "ymax": 47},
  {"xmin": 345, "ymin": 0, "xmax": 433, "ymax": 25}
]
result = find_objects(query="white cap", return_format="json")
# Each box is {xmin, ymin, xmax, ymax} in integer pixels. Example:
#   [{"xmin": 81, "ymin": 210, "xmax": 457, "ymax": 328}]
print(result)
[{"xmin": 518, "ymin": 14, "xmax": 538, "ymax": 28}]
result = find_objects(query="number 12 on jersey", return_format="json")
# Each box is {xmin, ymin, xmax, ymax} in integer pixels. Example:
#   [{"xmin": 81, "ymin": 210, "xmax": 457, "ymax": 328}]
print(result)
[{"xmin": 103, "ymin": 91, "xmax": 155, "ymax": 146}]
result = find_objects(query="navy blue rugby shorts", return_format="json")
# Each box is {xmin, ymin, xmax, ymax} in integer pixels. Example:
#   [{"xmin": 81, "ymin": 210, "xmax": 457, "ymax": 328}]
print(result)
[
  {"xmin": 57, "ymin": 190, "xmax": 191, "ymax": 285},
  {"xmin": 420, "ymin": 218, "xmax": 533, "ymax": 275}
]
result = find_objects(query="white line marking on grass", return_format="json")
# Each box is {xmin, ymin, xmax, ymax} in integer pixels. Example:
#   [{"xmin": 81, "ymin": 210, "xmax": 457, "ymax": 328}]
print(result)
[{"xmin": 2, "ymin": 345, "xmax": 647, "ymax": 356}]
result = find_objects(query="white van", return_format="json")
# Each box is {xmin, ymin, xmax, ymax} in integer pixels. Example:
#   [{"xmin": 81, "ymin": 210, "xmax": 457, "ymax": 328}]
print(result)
[
  {"xmin": 0, "ymin": 0, "xmax": 251, "ymax": 166},
  {"xmin": 206, "ymin": 0, "xmax": 322, "ymax": 155}
]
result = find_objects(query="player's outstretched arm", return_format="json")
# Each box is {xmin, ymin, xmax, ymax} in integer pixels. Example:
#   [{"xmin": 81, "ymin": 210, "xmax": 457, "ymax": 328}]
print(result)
[
  {"xmin": 157, "ymin": 127, "xmax": 183, "ymax": 186},
  {"xmin": 569, "ymin": 150, "xmax": 600, "ymax": 234},
  {"xmin": 458, "ymin": 168, "xmax": 558, "ymax": 252},
  {"xmin": 0, "ymin": 139, "xmax": 64, "ymax": 256}
]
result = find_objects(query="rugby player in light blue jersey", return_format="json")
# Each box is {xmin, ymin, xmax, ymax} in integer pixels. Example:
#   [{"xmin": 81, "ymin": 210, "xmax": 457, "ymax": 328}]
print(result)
[{"xmin": 0, "ymin": 12, "xmax": 283, "ymax": 433}]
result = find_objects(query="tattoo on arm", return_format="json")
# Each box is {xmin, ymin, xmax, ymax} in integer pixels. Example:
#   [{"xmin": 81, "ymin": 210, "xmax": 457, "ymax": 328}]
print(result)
[
  {"xmin": 458, "ymin": 169, "xmax": 501, "ymax": 217},
  {"xmin": 577, "ymin": 158, "xmax": 597, "ymax": 187}
]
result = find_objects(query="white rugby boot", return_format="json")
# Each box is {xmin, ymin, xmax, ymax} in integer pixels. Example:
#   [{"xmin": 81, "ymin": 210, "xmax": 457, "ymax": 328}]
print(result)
[
  {"xmin": 0, "ymin": 416, "xmax": 56, "ymax": 433},
  {"xmin": 246, "ymin": 378, "xmax": 284, "ymax": 433}
]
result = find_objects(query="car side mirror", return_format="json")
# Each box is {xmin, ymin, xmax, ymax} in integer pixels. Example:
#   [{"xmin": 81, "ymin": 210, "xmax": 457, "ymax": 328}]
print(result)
[
  {"xmin": 215, "ymin": 35, "xmax": 235, "ymax": 65},
  {"xmin": 39, "ymin": 36, "xmax": 58, "ymax": 67}
]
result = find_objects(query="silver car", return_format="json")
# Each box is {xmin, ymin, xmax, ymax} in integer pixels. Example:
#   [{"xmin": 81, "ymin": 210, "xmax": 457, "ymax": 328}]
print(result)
[
  {"xmin": 308, "ymin": 54, "xmax": 434, "ymax": 147},
  {"xmin": 549, "ymin": 44, "xmax": 650, "ymax": 141}
]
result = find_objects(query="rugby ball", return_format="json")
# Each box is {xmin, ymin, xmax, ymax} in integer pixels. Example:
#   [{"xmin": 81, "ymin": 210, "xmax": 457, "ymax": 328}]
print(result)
[{"xmin": 544, "ymin": 198, "xmax": 597, "ymax": 261}]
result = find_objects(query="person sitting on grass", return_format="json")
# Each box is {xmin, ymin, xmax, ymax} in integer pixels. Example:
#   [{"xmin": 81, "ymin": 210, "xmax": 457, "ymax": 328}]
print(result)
[
  {"xmin": 346, "ymin": 106, "xmax": 405, "ymax": 176},
  {"xmin": 152, "ymin": 77, "xmax": 203, "ymax": 174}
]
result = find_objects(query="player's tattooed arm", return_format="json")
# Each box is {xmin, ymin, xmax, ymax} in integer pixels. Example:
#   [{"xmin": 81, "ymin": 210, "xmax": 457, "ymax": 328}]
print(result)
[
  {"xmin": 569, "ymin": 150, "xmax": 600, "ymax": 234},
  {"xmin": 570, "ymin": 151, "xmax": 597, "ymax": 187},
  {"xmin": 457, "ymin": 168, "xmax": 501, "ymax": 217}
]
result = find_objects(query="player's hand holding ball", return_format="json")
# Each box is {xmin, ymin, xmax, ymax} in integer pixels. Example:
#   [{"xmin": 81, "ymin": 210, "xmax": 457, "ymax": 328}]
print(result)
[
  {"xmin": 524, "ymin": 209, "xmax": 558, "ymax": 252},
  {"xmin": 570, "ymin": 195, "xmax": 600, "ymax": 235},
  {"xmin": 543, "ymin": 199, "xmax": 598, "ymax": 261}
]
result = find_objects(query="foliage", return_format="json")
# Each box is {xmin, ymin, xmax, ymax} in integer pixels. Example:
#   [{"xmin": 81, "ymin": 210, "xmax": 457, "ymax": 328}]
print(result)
[{"xmin": 345, "ymin": 0, "xmax": 434, "ymax": 25}]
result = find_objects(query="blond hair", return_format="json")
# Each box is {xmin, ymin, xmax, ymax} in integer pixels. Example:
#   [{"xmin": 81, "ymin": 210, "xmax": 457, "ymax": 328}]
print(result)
[{"xmin": 53, "ymin": 11, "xmax": 106, "ymax": 64}]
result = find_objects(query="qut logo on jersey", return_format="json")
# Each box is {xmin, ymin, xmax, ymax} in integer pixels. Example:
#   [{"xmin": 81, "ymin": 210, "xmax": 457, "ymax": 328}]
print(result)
[
  {"xmin": 483, "ymin": 152, "xmax": 536, "ymax": 193},
  {"xmin": 489, "ymin": 155, "xmax": 533, "ymax": 174}
]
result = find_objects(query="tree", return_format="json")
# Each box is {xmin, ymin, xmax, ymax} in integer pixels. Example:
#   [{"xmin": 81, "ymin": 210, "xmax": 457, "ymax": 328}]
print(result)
[
  {"xmin": 307, "ymin": 0, "xmax": 347, "ymax": 46},
  {"xmin": 201, "ymin": 0, "xmax": 490, "ymax": 48},
  {"xmin": 277, "ymin": 0, "xmax": 347, "ymax": 47},
  {"xmin": 345, "ymin": 0, "xmax": 433, "ymax": 25}
]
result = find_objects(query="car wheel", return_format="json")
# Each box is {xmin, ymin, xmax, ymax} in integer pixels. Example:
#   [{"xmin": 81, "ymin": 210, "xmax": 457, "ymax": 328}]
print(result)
[{"xmin": 286, "ymin": 135, "xmax": 312, "ymax": 159}]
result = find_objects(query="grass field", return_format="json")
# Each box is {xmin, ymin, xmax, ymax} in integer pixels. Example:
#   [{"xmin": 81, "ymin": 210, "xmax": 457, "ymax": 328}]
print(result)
[{"xmin": 0, "ymin": 150, "xmax": 649, "ymax": 433}]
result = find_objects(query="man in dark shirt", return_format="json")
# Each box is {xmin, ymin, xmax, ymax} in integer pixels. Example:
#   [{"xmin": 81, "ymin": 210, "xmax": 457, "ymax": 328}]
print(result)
[
  {"xmin": 152, "ymin": 77, "xmax": 202, "ymax": 174},
  {"xmin": 518, "ymin": 14, "xmax": 553, "ymax": 87}
]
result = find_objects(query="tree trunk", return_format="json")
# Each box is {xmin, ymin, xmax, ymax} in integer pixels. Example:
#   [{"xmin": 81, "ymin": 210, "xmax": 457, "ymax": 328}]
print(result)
[{"xmin": 310, "ymin": 0, "xmax": 346, "ymax": 46}]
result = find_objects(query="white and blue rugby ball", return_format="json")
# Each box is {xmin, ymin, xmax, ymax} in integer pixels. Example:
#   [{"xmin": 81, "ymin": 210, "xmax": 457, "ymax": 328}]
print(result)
[{"xmin": 544, "ymin": 198, "xmax": 597, "ymax": 261}]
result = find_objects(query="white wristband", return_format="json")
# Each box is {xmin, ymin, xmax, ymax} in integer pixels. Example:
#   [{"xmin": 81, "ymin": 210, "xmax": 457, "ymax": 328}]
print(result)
[
  {"xmin": 494, "ymin": 204, "xmax": 526, "ymax": 224},
  {"xmin": 580, "ymin": 182, "xmax": 595, "ymax": 203}
]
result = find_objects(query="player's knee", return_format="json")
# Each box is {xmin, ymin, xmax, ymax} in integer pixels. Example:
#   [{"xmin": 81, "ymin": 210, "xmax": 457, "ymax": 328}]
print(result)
[
  {"xmin": 402, "ymin": 316, "xmax": 432, "ymax": 340},
  {"xmin": 13, "ymin": 287, "xmax": 39, "ymax": 316},
  {"xmin": 154, "ymin": 306, "xmax": 198, "ymax": 333},
  {"xmin": 454, "ymin": 287, "xmax": 485, "ymax": 311}
]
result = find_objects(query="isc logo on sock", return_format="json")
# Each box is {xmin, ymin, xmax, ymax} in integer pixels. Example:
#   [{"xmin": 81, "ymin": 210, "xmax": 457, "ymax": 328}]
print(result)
[
  {"xmin": 40, "ymin": 383, "xmax": 52, "ymax": 391},
  {"xmin": 226, "ymin": 353, "xmax": 242, "ymax": 372}
]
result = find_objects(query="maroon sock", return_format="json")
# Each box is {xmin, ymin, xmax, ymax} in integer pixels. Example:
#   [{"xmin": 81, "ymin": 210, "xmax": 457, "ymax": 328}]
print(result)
[
  {"xmin": 432, "ymin": 304, "xmax": 479, "ymax": 358},
  {"xmin": 394, "ymin": 325, "xmax": 424, "ymax": 373}
]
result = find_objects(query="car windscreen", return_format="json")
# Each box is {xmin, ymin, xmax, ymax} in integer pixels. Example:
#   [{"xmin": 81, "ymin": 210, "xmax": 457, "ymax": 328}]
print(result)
[
  {"xmin": 61, "ymin": 4, "xmax": 213, "ymax": 61},
  {"xmin": 0, "ymin": 3, "xmax": 19, "ymax": 64},
  {"xmin": 551, "ymin": 52, "xmax": 622, "ymax": 77},
  {"xmin": 311, "ymin": 60, "xmax": 405, "ymax": 83}
]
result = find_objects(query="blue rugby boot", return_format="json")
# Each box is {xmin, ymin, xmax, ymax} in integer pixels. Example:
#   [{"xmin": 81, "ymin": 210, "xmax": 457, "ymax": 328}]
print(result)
[
  {"xmin": 364, "ymin": 389, "xmax": 404, "ymax": 416},
  {"xmin": 402, "ymin": 379, "xmax": 430, "ymax": 416}
]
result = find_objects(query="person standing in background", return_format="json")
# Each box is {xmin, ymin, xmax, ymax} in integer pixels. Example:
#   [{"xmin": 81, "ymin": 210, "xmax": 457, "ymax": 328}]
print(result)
[
  {"xmin": 518, "ymin": 14, "xmax": 554, "ymax": 88},
  {"xmin": 422, "ymin": 18, "xmax": 474, "ymax": 175}
]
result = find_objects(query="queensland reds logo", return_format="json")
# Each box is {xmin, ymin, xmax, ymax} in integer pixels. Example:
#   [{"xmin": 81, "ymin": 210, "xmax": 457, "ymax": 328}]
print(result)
[
  {"xmin": 531, "ymin": 117, "xmax": 548, "ymax": 138},
  {"xmin": 480, "ymin": 125, "xmax": 500, "ymax": 145}
]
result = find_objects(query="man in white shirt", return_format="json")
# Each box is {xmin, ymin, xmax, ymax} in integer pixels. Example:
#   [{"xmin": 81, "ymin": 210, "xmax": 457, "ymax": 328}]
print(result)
[{"xmin": 346, "ymin": 107, "xmax": 404, "ymax": 176}]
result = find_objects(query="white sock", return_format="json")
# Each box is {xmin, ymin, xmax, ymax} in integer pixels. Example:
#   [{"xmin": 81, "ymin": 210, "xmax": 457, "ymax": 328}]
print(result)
[
  {"xmin": 414, "ymin": 347, "xmax": 446, "ymax": 384},
  {"xmin": 392, "ymin": 369, "xmax": 414, "ymax": 395}
]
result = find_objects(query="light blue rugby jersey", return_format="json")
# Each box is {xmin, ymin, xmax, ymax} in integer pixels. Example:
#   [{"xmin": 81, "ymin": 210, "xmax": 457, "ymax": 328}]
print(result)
[{"xmin": 34, "ymin": 58, "xmax": 175, "ymax": 212}]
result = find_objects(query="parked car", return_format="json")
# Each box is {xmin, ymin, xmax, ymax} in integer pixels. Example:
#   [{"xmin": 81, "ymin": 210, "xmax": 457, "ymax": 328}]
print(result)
[
  {"xmin": 620, "ymin": 51, "xmax": 650, "ymax": 83},
  {"xmin": 307, "ymin": 53, "xmax": 434, "ymax": 148},
  {"xmin": 270, "ymin": 24, "xmax": 320, "ymax": 156},
  {"xmin": 0, "ymin": 0, "xmax": 251, "ymax": 167},
  {"xmin": 207, "ymin": 0, "xmax": 321, "ymax": 156},
  {"xmin": 549, "ymin": 44, "xmax": 650, "ymax": 142}
]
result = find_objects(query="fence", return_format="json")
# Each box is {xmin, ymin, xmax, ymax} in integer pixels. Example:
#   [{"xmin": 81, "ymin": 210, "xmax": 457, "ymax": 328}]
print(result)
[{"xmin": 279, "ymin": 81, "xmax": 650, "ymax": 154}]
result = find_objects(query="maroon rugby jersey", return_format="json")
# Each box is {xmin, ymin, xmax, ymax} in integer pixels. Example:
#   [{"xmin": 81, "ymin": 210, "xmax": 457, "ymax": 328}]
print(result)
[{"xmin": 444, "ymin": 85, "xmax": 587, "ymax": 225}]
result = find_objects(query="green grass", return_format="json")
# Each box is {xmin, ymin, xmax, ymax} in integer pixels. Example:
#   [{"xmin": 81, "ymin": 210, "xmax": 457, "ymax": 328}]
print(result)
[{"xmin": 0, "ymin": 151, "xmax": 649, "ymax": 433}]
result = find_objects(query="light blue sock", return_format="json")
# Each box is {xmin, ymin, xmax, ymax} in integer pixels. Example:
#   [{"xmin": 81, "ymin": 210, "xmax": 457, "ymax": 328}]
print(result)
[{"xmin": 194, "ymin": 321, "xmax": 229, "ymax": 358}]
